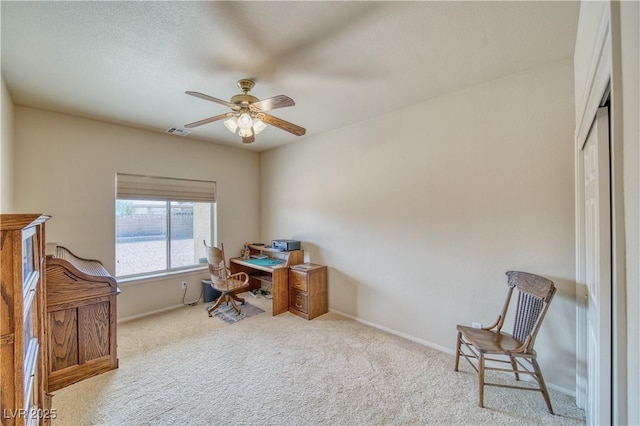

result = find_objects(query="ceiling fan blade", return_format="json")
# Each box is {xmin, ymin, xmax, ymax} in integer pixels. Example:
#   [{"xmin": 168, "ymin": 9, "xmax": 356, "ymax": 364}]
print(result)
[
  {"xmin": 261, "ymin": 113, "xmax": 306, "ymax": 136},
  {"xmin": 184, "ymin": 113, "xmax": 229, "ymax": 129},
  {"xmin": 250, "ymin": 95, "xmax": 295, "ymax": 112},
  {"xmin": 242, "ymin": 134, "xmax": 255, "ymax": 144},
  {"xmin": 185, "ymin": 91, "xmax": 238, "ymax": 110}
]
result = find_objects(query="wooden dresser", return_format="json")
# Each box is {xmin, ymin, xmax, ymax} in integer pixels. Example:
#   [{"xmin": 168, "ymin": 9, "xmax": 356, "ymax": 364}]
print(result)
[
  {"xmin": 45, "ymin": 245, "xmax": 119, "ymax": 391},
  {"xmin": 289, "ymin": 264, "xmax": 328, "ymax": 320},
  {"xmin": 1, "ymin": 214, "xmax": 53, "ymax": 425}
]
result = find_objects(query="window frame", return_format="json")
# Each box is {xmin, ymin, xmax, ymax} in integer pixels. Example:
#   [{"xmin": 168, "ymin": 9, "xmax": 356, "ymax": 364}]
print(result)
[{"xmin": 115, "ymin": 174, "xmax": 216, "ymax": 280}]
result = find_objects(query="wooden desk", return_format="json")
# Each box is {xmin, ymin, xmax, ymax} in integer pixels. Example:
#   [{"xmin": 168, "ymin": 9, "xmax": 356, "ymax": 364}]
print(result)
[{"xmin": 229, "ymin": 246, "xmax": 304, "ymax": 316}]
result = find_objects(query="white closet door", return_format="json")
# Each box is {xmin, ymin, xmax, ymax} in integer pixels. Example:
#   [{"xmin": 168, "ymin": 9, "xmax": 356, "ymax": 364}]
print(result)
[{"xmin": 582, "ymin": 107, "xmax": 611, "ymax": 426}]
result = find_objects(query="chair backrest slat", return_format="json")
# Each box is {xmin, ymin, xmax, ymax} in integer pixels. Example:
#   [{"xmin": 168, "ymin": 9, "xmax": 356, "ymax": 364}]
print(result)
[{"xmin": 513, "ymin": 291, "xmax": 545, "ymax": 343}]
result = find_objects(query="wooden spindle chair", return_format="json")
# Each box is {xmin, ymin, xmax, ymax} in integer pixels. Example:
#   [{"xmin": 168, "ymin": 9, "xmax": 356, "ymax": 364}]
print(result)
[
  {"xmin": 204, "ymin": 241, "xmax": 250, "ymax": 317},
  {"xmin": 454, "ymin": 271, "xmax": 556, "ymax": 413}
]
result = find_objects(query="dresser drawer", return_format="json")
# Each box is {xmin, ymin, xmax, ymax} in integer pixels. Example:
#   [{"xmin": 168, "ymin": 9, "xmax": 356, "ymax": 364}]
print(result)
[
  {"xmin": 289, "ymin": 288, "xmax": 308, "ymax": 314},
  {"xmin": 289, "ymin": 270, "xmax": 308, "ymax": 291}
]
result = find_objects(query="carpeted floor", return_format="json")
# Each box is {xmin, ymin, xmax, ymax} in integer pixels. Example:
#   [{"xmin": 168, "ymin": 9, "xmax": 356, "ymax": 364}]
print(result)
[{"xmin": 51, "ymin": 293, "xmax": 585, "ymax": 425}]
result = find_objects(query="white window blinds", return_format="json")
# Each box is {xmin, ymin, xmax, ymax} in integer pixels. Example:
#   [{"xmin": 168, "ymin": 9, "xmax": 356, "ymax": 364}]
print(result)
[{"xmin": 116, "ymin": 173, "xmax": 216, "ymax": 202}]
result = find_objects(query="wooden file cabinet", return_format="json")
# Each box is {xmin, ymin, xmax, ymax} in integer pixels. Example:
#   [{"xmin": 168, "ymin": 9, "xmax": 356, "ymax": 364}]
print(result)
[{"xmin": 289, "ymin": 264, "xmax": 327, "ymax": 320}]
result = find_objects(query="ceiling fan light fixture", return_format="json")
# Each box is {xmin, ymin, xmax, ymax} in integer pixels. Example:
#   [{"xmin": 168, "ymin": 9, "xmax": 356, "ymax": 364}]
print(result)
[
  {"xmin": 223, "ymin": 117, "xmax": 238, "ymax": 133},
  {"xmin": 237, "ymin": 113, "xmax": 253, "ymax": 130},
  {"xmin": 253, "ymin": 119, "xmax": 267, "ymax": 135}
]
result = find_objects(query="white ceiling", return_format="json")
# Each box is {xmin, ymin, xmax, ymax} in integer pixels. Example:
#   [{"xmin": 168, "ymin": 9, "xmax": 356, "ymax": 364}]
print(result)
[{"xmin": 1, "ymin": 1, "xmax": 579, "ymax": 152}]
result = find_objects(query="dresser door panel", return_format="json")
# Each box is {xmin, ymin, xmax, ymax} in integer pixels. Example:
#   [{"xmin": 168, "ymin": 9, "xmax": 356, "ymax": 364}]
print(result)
[
  {"xmin": 48, "ymin": 309, "xmax": 78, "ymax": 372},
  {"xmin": 79, "ymin": 301, "xmax": 110, "ymax": 362}
]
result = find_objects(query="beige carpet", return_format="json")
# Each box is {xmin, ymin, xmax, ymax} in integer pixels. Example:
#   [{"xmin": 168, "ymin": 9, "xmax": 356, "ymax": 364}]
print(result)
[{"xmin": 51, "ymin": 293, "xmax": 585, "ymax": 425}]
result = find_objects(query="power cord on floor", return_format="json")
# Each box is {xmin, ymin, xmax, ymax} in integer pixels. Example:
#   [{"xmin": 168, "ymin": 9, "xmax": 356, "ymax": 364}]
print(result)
[
  {"xmin": 182, "ymin": 283, "xmax": 204, "ymax": 307},
  {"xmin": 263, "ymin": 284, "xmax": 273, "ymax": 299},
  {"xmin": 250, "ymin": 285, "xmax": 273, "ymax": 299}
]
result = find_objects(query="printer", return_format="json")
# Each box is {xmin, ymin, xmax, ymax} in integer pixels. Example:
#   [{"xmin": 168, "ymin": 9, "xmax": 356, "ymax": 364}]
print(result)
[{"xmin": 271, "ymin": 239, "xmax": 301, "ymax": 251}]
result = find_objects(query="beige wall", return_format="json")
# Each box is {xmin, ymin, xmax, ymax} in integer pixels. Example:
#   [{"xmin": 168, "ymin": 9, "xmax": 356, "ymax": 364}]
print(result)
[
  {"xmin": 260, "ymin": 59, "xmax": 577, "ymax": 392},
  {"xmin": 1, "ymin": 76, "xmax": 15, "ymax": 213},
  {"xmin": 14, "ymin": 107, "xmax": 260, "ymax": 319}
]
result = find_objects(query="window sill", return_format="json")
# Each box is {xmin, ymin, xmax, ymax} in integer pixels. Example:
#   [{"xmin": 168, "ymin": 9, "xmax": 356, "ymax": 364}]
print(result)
[{"xmin": 117, "ymin": 266, "xmax": 208, "ymax": 287}]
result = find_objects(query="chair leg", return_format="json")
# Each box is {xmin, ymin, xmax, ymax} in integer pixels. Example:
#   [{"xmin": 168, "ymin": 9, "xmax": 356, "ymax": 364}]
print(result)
[
  {"xmin": 510, "ymin": 357, "xmax": 520, "ymax": 381},
  {"xmin": 228, "ymin": 297, "xmax": 241, "ymax": 314},
  {"xmin": 207, "ymin": 295, "xmax": 226, "ymax": 316},
  {"xmin": 531, "ymin": 359, "xmax": 554, "ymax": 414},
  {"xmin": 478, "ymin": 354, "xmax": 485, "ymax": 408},
  {"xmin": 230, "ymin": 292, "xmax": 245, "ymax": 305},
  {"xmin": 454, "ymin": 331, "xmax": 462, "ymax": 372}
]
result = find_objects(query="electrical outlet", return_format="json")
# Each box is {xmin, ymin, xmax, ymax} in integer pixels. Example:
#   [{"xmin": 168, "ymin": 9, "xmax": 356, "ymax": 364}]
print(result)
[
  {"xmin": 181, "ymin": 281, "xmax": 187, "ymax": 289},
  {"xmin": 472, "ymin": 322, "xmax": 482, "ymax": 329}
]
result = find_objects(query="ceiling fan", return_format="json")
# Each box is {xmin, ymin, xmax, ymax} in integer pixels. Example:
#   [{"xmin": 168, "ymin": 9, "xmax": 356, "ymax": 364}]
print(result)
[{"xmin": 184, "ymin": 79, "xmax": 306, "ymax": 144}]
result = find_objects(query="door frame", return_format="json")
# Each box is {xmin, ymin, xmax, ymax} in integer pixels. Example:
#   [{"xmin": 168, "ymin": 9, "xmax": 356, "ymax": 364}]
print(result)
[
  {"xmin": 573, "ymin": 7, "xmax": 611, "ymax": 415},
  {"xmin": 574, "ymin": 2, "xmax": 627, "ymax": 423}
]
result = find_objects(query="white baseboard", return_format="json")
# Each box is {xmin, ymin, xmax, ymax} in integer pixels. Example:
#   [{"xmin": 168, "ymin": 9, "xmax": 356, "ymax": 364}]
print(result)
[
  {"xmin": 329, "ymin": 308, "xmax": 454, "ymax": 355},
  {"xmin": 118, "ymin": 303, "xmax": 187, "ymax": 323},
  {"xmin": 328, "ymin": 308, "xmax": 575, "ymax": 397}
]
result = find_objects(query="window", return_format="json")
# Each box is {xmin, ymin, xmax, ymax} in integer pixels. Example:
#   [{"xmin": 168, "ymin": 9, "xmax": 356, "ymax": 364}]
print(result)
[{"xmin": 115, "ymin": 174, "xmax": 216, "ymax": 278}]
